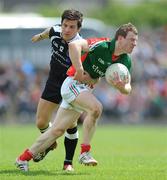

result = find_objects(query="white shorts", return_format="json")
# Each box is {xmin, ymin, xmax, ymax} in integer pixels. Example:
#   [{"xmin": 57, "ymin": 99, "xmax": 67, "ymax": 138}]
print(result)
[{"xmin": 60, "ymin": 77, "xmax": 92, "ymax": 113}]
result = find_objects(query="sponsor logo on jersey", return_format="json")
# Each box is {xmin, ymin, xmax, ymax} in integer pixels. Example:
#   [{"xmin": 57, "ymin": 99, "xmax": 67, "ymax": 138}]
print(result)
[
  {"xmin": 98, "ymin": 58, "xmax": 104, "ymax": 64},
  {"xmin": 53, "ymin": 41, "xmax": 59, "ymax": 48},
  {"xmin": 92, "ymin": 65, "xmax": 105, "ymax": 76}
]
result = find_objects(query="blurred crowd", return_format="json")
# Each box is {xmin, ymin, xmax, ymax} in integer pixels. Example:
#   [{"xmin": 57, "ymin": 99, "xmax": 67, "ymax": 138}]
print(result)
[{"xmin": 0, "ymin": 27, "xmax": 167, "ymax": 124}]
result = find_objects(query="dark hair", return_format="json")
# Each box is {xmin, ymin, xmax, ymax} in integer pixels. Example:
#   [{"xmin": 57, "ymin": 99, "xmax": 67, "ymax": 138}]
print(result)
[
  {"xmin": 61, "ymin": 9, "xmax": 83, "ymax": 29},
  {"xmin": 115, "ymin": 23, "xmax": 138, "ymax": 40}
]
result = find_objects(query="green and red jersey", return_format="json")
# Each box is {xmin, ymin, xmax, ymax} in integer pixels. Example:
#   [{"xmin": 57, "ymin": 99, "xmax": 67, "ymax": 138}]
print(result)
[{"xmin": 67, "ymin": 37, "xmax": 132, "ymax": 79}]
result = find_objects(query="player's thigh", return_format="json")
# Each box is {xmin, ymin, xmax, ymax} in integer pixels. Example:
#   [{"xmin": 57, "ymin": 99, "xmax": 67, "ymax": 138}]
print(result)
[
  {"xmin": 36, "ymin": 98, "xmax": 59, "ymax": 122},
  {"xmin": 52, "ymin": 107, "xmax": 81, "ymax": 130},
  {"xmin": 72, "ymin": 91, "xmax": 102, "ymax": 113}
]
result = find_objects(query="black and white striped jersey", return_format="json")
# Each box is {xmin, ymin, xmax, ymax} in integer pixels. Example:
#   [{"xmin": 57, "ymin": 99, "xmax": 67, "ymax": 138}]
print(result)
[{"xmin": 49, "ymin": 24, "xmax": 82, "ymax": 75}]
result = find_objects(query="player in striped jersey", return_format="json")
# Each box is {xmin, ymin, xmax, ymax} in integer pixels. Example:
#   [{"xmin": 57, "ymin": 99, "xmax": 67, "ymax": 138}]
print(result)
[{"xmin": 23, "ymin": 9, "xmax": 83, "ymax": 172}]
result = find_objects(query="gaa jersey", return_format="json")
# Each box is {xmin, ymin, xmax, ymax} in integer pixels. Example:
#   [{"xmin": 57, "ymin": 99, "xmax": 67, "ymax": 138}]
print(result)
[
  {"xmin": 67, "ymin": 38, "xmax": 132, "ymax": 79},
  {"xmin": 49, "ymin": 24, "xmax": 82, "ymax": 75},
  {"xmin": 41, "ymin": 25, "xmax": 82, "ymax": 103}
]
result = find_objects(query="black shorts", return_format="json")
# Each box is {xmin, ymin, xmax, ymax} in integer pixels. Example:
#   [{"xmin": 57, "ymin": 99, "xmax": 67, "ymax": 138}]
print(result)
[{"xmin": 41, "ymin": 74, "xmax": 67, "ymax": 104}]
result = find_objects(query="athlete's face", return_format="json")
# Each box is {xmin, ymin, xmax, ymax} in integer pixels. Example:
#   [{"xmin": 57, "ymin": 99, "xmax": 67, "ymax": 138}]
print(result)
[
  {"xmin": 61, "ymin": 19, "xmax": 80, "ymax": 41},
  {"xmin": 119, "ymin": 31, "xmax": 138, "ymax": 53}
]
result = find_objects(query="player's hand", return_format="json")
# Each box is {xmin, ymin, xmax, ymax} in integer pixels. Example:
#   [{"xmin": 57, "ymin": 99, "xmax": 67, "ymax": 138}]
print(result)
[
  {"xmin": 111, "ymin": 71, "xmax": 129, "ymax": 92},
  {"xmin": 81, "ymin": 72, "xmax": 100, "ymax": 87},
  {"xmin": 73, "ymin": 68, "xmax": 84, "ymax": 82}
]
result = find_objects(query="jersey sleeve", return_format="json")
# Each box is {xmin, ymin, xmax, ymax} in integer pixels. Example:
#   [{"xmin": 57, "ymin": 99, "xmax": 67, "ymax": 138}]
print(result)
[
  {"xmin": 49, "ymin": 24, "xmax": 61, "ymax": 38},
  {"xmin": 86, "ymin": 37, "xmax": 110, "ymax": 48},
  {"xmin": 49, "ymin": 27, "xmax": 54, "ymax": 38}
]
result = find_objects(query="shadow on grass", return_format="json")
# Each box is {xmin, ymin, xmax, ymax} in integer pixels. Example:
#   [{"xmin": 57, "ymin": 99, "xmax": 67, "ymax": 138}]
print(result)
[{"xmin": 0, "ymin": 169, "xmax": 90, "ymax": 177}]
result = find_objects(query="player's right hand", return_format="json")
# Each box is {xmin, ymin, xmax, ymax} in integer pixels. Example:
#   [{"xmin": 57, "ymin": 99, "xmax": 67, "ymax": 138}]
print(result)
[
  {"xmin": 73, "ymin": 68, "xmax": 84, "ymax": 82},
  {"xmin": 81, "ymin": 72, "xmax": 100, "ymax": 87}
]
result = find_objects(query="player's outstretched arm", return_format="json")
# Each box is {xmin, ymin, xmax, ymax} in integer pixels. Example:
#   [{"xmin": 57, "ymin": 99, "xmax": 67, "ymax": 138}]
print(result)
[{"xmin": 31, "ymin": 28, "xmax": 50, "ymax": 42}]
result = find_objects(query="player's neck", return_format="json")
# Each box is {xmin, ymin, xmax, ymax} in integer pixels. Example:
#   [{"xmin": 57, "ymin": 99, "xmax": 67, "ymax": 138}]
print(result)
[
  {"xmin": 61, "ymin": 33, "xmax": 77, "ymax": 42},
  {"xmin": 114, "ymin": 41, "xmax": 125, "ymax": 56}
]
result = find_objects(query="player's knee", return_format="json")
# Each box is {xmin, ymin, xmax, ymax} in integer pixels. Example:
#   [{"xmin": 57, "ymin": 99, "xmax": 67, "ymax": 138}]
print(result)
[
  {"xmin": 90, "ymin": 102, "xmax": 103, "ymax": 119},
  {"xmin": 51, "ymin": 127, "xmax": 65, "ymax": 138},
  {"xmin": 36, "ymin": 116, "xmax": 48, "ymax": 129}
]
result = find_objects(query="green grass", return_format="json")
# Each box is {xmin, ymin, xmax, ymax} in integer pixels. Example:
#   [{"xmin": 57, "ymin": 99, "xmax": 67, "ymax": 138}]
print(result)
[{"xmin": 0, "ymin": 124, "xmax": 167, "ymax": 180}]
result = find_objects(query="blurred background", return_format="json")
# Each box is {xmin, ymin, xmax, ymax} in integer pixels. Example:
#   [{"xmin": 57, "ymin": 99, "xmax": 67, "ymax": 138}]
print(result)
[{"xmin": 0, "ymin": 0, "xmax": 167, "ymax": 125}]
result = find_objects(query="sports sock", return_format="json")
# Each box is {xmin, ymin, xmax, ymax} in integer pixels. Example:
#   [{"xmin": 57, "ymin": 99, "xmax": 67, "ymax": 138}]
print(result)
[
  {"xmin": 64, "ymin": 126, "xmax": 78, "ymax": 165},
  {"xmin": 39, "ymin": 125, "xmax": 49, "ymax": 133},
  {"xmin": 19, "ymin": 149, "xmax": 33, "ymax": 161},
  {"xmin": 39, "ymin": 122, "xmax": 52, "ymax": 133},
  {"xmin": 81, "ymin": 144, "xmax": 91, "ymax": 154}
]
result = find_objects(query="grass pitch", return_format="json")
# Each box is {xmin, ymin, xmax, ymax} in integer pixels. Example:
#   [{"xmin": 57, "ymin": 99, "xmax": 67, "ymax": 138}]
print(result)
[{"xmin": 0, "ymin": 123, "xmax": 167, "ymax": 180}]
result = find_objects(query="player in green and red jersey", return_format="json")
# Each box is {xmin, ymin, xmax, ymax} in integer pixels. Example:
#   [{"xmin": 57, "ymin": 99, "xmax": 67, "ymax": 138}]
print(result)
[
  {"xmin": 67, "ymin": 37, "xmax": 132, "ymax": 79},
  {"xmin": 15, "ymin": 23, "xmax": 138, "ymax": 171}
]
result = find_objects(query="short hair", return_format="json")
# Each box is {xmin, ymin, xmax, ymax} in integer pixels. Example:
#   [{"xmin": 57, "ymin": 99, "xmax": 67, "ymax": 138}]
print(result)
[
  {"xmin": 115, "ymin": 23, "xmax": 138, "ymax": 40},
  {"xmin": 61, "ymin": 9, "xmax": 83, "ymax": 29}
]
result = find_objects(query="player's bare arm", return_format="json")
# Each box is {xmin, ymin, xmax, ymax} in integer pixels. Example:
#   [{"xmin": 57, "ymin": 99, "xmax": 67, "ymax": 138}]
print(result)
[
  {"xmin": 69, "ymin": 39, "xmax": 89, "ymax": 82},
  {"xmin": 31, "ymin": 27, "xmax": 51, "ymax": 42}
]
